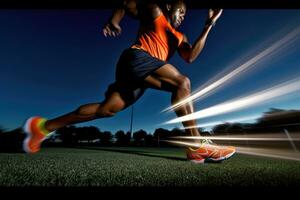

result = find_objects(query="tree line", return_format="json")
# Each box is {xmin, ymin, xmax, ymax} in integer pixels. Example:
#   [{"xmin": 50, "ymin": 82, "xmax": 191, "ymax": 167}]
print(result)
[
  {"xmin": 45, "ymin": 126, "xmax": 193, "ymax": 147},
  {"xmin": 0, "ymin": 108, "xmax": 299, "ymax": 152}
]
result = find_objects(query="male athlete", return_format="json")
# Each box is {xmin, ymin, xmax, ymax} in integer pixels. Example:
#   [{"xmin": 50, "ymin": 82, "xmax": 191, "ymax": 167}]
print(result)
[{"xmin": 23, "ymin": 0, "xmax": 235, "ymax": 163}]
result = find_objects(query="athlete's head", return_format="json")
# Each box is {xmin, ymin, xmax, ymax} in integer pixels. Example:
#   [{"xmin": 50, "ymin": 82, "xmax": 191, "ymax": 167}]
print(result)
[{"xmin": 165, "ymin": 0, "xmax": 186, "ymax": 28}]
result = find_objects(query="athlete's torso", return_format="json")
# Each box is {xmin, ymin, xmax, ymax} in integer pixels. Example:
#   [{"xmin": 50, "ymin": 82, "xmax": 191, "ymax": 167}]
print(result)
[{"xmin": 131, "ymin": 13, "xmax": 184, "ymax": 61}]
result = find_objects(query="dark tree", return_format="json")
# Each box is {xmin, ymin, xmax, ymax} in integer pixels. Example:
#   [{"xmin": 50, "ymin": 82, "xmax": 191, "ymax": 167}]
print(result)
[
  {"xmin": 99, "ymin": 131, "xmax": 113, "ymax": 146},
  {"xmin": 133, "ymin": 129, "xmax": 147, "ymax": 146},
  {"xmin": 56, "ymin": 125, "xmax": 78, "ymax": 146}
]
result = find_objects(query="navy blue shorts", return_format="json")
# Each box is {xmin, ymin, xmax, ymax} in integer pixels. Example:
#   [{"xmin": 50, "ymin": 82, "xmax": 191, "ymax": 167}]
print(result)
[
  {"xmin": 115, "ymin": 48, "xmax": 167, "ymax": 83},
  {"xmin": 105, "ymin": 48, "xmax": 167, "ymax": 104}
]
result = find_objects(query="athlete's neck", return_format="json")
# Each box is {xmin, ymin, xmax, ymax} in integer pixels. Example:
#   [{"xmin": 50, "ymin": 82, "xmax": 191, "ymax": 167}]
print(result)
[{"xmin": 161, "ymin": 10, "xmax": 171, "ymax": 24}]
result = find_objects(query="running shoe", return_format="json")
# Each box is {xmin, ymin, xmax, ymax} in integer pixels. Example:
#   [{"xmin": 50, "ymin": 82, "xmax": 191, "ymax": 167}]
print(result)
[
  {"xmin": 186, "ymin": 139, "xmax": 236, "ymax": 163},
  {"xmin": 23, "ymin": 116, "xmax": 51, "ymax": 153}
]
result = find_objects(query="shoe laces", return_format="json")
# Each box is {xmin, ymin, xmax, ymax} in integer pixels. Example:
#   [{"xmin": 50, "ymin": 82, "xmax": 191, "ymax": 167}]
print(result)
[{"xmin": 201, "ymin": 138, "xmax": 213, "ymax": 144}]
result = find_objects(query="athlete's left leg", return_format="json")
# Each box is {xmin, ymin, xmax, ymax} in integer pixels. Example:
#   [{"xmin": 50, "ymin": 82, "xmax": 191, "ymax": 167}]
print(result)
[
  {"xmin": 143, "ymin": 64, "xmax": 200, "ymax": 141},
  {"xmin": 143, "ymin": 64, "xmax": 236, "ymax": 163}
]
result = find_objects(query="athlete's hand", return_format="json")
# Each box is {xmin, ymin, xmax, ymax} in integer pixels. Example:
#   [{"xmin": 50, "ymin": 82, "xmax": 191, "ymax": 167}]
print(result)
[
  {"xmin": 208, "ymin": 9, "xmax": 223, "ymax": 24},
  {"xmin": 102, "ymin": 22, "xmax": 122, "ymax": 37}
]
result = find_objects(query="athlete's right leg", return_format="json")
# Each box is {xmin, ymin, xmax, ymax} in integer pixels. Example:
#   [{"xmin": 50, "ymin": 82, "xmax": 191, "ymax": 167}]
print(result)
[
  {"xmin": 44, "ymin": 92, "xmax": 128, "ymax": 132},
  {"xmin": 23, "ymin": 83, "xmax": 145, "ymax": 153}
]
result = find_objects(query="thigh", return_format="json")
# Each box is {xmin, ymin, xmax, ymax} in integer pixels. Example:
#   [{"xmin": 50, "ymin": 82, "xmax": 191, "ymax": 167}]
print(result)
[
  {"xmin": 143, "ymin": 64, "xmax": 186, "ymax": 92},
  {"xmin": 103, "ymin": 82, "xmax": 146, "ymax": 111}
]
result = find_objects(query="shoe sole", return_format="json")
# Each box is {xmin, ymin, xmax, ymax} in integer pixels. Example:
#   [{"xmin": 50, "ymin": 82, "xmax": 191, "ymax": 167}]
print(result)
[
  {"xmin": 23, "ymin": 117, "xmax": 54, "ymax": 154},
  {"xmin": 206, "ymin": 150, "xmax": 236, "ymax": 163},
  {"xmin": 190, "ymin": 158, "xmax": 205, "ymax": 164},
  {"xmin": 23, "ymin": 117, "xmax": 35, "ymax": 153}
]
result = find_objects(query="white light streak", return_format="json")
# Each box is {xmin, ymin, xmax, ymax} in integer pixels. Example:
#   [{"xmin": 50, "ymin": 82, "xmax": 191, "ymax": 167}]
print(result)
[
  {"xmin": 162, "ymin": 140, "xmax": 300, "ymax": 161},
  {"xmin": 236, "ymin": 147, "xmax": 300, "ymax": 162},
  {"xmin": 284, "ymin": 129, "xmax": 299, "ymax": 152},
  {"xmin": 168, "ymin": 136, "xmax": 300, "ymax": 142},
  {"xmin": 164, "ymin": 78, "xmax": 300, "ymax": 124},
  {"xmin": 162, "ymin": 26, "xmax": 300, "ymax": 113},
  {"xmin": 183, "ymin": 114, "xmax": 260, "ymax": 129}
]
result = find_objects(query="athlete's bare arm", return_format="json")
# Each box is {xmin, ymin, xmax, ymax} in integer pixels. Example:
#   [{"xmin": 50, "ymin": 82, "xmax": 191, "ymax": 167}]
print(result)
[
  {"xmin": 102, "ymin": 0, "xmax": 162, "ymax": 37},
  {"xmin": 102, "ymin": 0, "xmax": 127, "ymax": 37},
  {"xmin": 178, "ymin": 9, "xmax": 223, "ymax": 63}
]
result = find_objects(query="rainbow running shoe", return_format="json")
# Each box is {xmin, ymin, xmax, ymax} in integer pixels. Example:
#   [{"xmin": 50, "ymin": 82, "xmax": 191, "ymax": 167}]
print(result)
[
  {"xmin": 23, "ymin": 116, "xmax": 51, "ymax": 153},
  {"xmin": 186, "ymin": 139, "xmax": 236, "ymax": 164}
]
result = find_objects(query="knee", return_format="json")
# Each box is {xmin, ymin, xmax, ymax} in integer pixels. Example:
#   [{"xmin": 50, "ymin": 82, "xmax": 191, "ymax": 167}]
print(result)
[
  {"xmin": 96, "ymin": 108, "xmax": 116, "ymax": 118},
  {"xmin": 177, "ymin": 76, "xmax": 191, "ymax": 93},
  {"xmin": 75, "ymin": 104, "xmax": 100, "ymax": 116},
  {"xmin": 95, "ymin": 102, "xmax": 125, "ymax": 118}
]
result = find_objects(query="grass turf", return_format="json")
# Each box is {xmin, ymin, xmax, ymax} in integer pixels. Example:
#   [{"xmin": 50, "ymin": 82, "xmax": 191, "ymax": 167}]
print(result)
[{"xmin": 0, "ymin": 147, "xmax": 300, "ymax": 187}]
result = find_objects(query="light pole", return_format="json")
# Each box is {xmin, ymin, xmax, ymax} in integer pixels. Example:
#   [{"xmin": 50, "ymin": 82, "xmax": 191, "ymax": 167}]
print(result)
[
  {"xmin": 129, "ymin": 105, "xmax": 134, "ymax": 139},
  {"xmin": 158, "ymin": 132, "xmax": 160, "ymax": 147}
]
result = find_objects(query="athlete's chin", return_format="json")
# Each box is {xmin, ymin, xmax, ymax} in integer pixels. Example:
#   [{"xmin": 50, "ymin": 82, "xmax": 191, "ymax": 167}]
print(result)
[{"xmin": 172, "ymin": 23, "xmax": 180, "ymax": 29}]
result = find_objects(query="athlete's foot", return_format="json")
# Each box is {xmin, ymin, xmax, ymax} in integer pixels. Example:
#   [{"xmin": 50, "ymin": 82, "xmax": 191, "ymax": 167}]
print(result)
[
  {"xmin": 186, "ymin": 139, "xmax": 236, "ymax": 164},
  {"xmin": 23, "ymin": 116, "xmax": 51, "ymax": 153}
]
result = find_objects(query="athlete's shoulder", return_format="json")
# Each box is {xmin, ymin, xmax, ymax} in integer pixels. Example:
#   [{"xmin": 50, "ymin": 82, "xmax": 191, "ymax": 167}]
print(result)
[{"xmin": 138, "ymin": 0, "xmax": 163, "ymax": 20}]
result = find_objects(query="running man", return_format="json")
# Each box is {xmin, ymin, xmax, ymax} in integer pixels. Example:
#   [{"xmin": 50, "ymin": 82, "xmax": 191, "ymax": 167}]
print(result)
[{"xmin": 23, "ymin": 0, "xmax": 235, "ymax": 163}]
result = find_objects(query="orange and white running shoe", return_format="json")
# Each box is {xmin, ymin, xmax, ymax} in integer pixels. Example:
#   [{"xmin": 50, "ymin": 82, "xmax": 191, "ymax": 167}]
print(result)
[
  {"xmin": 186, "ymin": 139, "xmax": 236, "ymax": 164},
  {"xmin": 23, "ymin": 116, "xmax": 51, "ymax": 153}
]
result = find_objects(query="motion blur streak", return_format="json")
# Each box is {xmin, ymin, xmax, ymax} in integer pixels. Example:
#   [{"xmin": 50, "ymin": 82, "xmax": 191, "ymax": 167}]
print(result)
[
  {"xmin": 162, "ymin": 26, "xmax": 300, "ymax": 113},
  {"xmin": 182, "ymin": 114, "xmax": 261, "ymax": 130},
  {"xmin": 162, "ymin": 140, "xmax": 201, "ymax": 148},
  {"xmin": 164, "ymin": 78, "xmax": 300, "ymax": 124},
  {"xmin": 162, "ymin": 140, "xmax": 300, "ymax": 162},
  {"xmin": 284, "ymin": 129, "xmax": 299, "ymax": 152},
  {"xmin": 168, "ymin": 135, "xmax": 300, "ymax": 142},
  {"xmin": 236, "ymin": 147, "xmax": 300, "ymax": 162}
]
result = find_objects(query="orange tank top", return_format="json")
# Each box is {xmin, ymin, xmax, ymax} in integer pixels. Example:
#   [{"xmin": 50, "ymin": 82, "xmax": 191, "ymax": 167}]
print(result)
[{"xmin": 131, "ymin": 13, "xmax": 184, "ymax": 61}]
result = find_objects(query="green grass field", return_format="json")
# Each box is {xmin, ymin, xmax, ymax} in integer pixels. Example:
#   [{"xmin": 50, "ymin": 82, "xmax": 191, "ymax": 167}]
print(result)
[{"xmin": 1, "ymin": 147, "xmax": 300, "ymax": 187}]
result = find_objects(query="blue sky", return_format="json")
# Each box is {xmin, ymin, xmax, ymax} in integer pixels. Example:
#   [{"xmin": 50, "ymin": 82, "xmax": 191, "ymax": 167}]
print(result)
[{"xmin": 1, "ymin": 9, "xmax": 300, "ymax": 133}]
